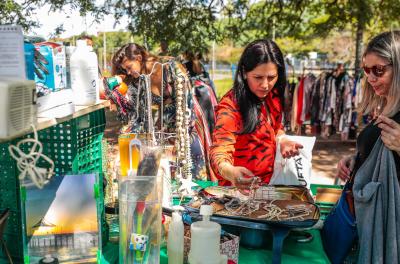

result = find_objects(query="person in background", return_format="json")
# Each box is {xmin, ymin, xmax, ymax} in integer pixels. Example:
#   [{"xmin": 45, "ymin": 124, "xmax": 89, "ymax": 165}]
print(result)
[
  {"xmin": 106, "ymin": 43, "xmax": 212, "ymax": 180},
  {"xmin": 183, "ymin": 51, "xmax": 203, "ymax": 78},
  {"xmin": 79, "ymin": 35, "xmax": 94, "ymax": 47},
  {"xmin": 336, "ymin": 31, "xmax": 400, "ymax": 262},
  {"xmin": 182, "ymin": 50, "xmax": 218, "ymax": 138},
  {"xmin": 210, "ymin": 39, "xmax": 303, "ymax": 193},
  {"xmin": 182, "ymin": 51, "xmax": 215, "ymax": 90},
  {"xmin": 158, "ymin": 41, "xmax": 169, "ymax": 56}
]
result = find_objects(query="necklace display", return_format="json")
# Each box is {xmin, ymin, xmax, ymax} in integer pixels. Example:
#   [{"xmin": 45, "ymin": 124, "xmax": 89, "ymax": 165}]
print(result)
[
  {"xmin": 135, "ymin": 61, "xmax": 193, "ymax": 181},
  {"xmin": 174, "ymin": 74, "xmax": 192, "ymax": 181}
]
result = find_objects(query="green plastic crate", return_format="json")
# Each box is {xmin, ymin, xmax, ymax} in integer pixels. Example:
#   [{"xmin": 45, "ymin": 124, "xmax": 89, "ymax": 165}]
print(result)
[
  {"xmin": 310, "ymin": 183, "xmax": 343, "ymax": 220},
  {"xmin": 16, "ymin": 110, "xmax": 106, "ymax": 175},
  {"xmin": 2, "ymin": 209, "xmax": 22, "ymax": 236},
  {"xmin": 0, "ymin": 110, "xmax": 107, "ymax": 264},
  {"xmin": 0, "ymin": 162, "xmax": 17, "ymax": 191},
  {"xmin": 37, "ymin": 109, "xmax": 106, "ymax": 144},
  {"xmin": 0, "ymin": 189, "xmax": 20, "ymax": 212},
  {"xmin": 0, "ymin": 142, "xmax": 16, "ymax": 163},
  {"xmin": 0, "ymin": 232, "xmax": 24, "ymax": 263}
]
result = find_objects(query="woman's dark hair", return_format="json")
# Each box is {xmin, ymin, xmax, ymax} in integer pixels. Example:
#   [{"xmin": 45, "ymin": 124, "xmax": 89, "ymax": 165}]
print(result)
[
  {"xmin": 234, "ymin": 39, "xmax": 286, "ymax": 134},
  {"xmin": 111, "ymin": 43, "xmax": 150, "ymax": 76}
]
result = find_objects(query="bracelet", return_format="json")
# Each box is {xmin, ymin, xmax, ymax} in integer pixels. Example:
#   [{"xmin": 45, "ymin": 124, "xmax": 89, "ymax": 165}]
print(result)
[
  {"xmin": 276, "ymin": 134, "xmax": 287, "ymax": 144},
  {"xmin": 218, "ymin": 162, "xmax": 231, "ymax": 176}
]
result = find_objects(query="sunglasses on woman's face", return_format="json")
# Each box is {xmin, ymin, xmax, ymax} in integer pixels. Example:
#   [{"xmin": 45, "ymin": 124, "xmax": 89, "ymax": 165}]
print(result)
[{"xmin": 362, "ymin": 64, "xmax": 392, "ymax": 77}]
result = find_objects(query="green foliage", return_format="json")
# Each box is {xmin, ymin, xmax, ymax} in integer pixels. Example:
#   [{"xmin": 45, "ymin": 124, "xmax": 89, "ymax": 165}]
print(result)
[
  {"xmin": 214, "ymin": 78, "xmax": 233, "ymax": 100},
  {"xmin": 0, "ymin": 0, "xmax": 40, "ymax": 30},
  {"xmin": 1, "ymin": 0, "xmax": 107, "ymax": 34},
  {"xmin": 107, "ymin": 0, "xmax": 223, "ymax": 56},
  {"xmin": 220, "ymin": 0, "xmax": 314, "ymax": 45},
  {"xmin": 2, "ymin": 0, "xmax": 400, "ymax": 66}
]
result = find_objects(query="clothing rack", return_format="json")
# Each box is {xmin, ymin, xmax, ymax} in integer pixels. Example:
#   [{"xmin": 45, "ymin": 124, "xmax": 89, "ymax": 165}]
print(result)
[
  {"xmin": 302, "ymin": 67, "xmax": 357, "ymax": 77},
  {"xmin": 303, "ymin": 67, "xmax": 355, "ymax": 71}
]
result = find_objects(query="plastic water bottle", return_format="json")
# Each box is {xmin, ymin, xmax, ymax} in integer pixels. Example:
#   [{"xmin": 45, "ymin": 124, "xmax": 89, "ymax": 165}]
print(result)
[
  {"xmin": 70, "ymin": 40, "xmax": 99, "ymax": 105},
  {"xmin": 168, "ymin": 208, "xmax": 184, "ymax": 264},
  {"xmin": 65, "ymin": 45, "xmax": 76, "ymax": 89}
]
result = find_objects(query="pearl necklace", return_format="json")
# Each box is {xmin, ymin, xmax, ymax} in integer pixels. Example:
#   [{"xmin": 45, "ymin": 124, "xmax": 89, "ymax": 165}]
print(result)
[
  {"xmin": 132, "ymin": 61, "xmax": 193, "ymax": 180},
  {"xmin": 175, "ymin": 73, "xmax": 192, "ymax": 181}
]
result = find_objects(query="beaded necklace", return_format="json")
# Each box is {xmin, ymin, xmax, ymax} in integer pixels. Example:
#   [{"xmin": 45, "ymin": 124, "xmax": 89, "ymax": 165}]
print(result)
[
  {"xmin": 174, "ymin": 74, "xmax": 192, "ymax": 181},
  {"xmin": 135, "ymin": 61, "xmax": 192, "ymax": 180}
]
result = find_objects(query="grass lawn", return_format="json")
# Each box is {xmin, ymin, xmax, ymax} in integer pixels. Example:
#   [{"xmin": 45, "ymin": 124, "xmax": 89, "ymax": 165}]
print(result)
[{"xmin": 214, "ymin": 78, "xmax": 233, "ymax": 100}]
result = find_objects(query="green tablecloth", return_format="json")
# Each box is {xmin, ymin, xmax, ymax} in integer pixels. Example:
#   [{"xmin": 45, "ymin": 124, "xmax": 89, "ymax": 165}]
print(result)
[{"xmin": 101, "ymin": 229, "xmax": 330, "ymax": 263}]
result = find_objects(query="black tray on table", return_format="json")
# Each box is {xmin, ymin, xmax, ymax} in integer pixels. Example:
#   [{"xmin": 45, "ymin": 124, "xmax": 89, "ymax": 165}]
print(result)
[
  {"xmin": 189, "ymin": 185, "xmax": 318, "ymax": 227},
  {"xmin": 162, "ymin": 185, "xmax": 320, "ymax": 263}
]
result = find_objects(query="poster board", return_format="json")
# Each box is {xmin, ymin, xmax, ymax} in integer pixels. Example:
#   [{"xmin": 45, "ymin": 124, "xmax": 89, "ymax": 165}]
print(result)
[{"xmin": 22, "ymin": 173, "xmax": 100, "ymax": 263}]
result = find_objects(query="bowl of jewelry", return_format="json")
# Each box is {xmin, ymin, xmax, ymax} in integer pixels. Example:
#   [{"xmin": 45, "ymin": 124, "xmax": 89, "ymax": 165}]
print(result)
[{"xmin": 186, "ymin": 184, "xmax": 320, "ymax": 228}]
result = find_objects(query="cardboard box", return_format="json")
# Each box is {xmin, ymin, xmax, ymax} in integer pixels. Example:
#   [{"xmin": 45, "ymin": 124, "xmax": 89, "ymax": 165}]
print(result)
[{"xmin": 34, "ymin": 42, "xmax": 67, "ymax": 93}]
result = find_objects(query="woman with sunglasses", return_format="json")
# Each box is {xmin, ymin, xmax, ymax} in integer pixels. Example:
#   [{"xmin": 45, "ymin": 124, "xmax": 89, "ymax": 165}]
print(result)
[
  {"xmin": 337, "ymin": 31, "xmax": 400, "ymax": 181},
  {"xmin": 335, "ymin": 31, "xmax": 400, "ymax": 261}
]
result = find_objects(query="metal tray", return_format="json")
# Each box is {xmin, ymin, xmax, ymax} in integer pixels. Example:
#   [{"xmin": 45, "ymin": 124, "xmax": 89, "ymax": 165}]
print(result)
[{"xmin": 164, "ymin": 185, "xmax": 320, "ymax": 229}]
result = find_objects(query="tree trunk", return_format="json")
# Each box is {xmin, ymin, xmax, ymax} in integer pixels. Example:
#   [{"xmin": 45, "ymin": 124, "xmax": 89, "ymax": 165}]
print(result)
[{"xmin": 354, "ymin": 20, "xmax": 364, "ymax": 77}]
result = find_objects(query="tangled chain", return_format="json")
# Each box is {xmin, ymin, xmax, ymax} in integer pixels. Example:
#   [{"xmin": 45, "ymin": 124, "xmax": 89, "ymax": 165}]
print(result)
[{"xmin": 224, "ymin": 179, "xmax": 313, "ymax": 221}]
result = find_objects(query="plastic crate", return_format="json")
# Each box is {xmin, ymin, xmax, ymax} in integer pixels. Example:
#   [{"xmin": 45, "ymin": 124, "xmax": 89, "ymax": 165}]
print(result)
[
  {"xmin": 0, "ymin": 110, "xmax": 107, "ymax": 264},
  {"xmin": 0, "ymin": 142, "xmax": 16, "ymax": 163},
  {"xmin": 37, "ymin": 109, "xmax": 106, "ymax": 145},
  {"xmin": 0, "ymin": 162, "xmax": 17, "ymax": 191},
  {"xmin": 0, "ymin": 189, "xmax": 20, "ymax": 212},
  {"xmin": 2, "ymin": 210, "xmax": 22, "ymax": 236},
  {"xmin": 0, "ymin": 233, "xmax": 24, "ymax": 263},
  {"xmin": 72, "ymin": 134, "xmax": 104, "ymax": 174},
  {"xmin": 310, "ymin": 183, "xmax": 342, "ymax": 220},
  {"xmin": 16, "ymin": 109, "xmax": 106, "ymax": 175}
]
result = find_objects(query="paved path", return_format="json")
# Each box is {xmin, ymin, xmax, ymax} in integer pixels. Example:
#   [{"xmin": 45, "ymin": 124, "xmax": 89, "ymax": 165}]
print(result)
[{"xmin": 311, "ymin": 139, "xmax": 355, "ymax": 185}]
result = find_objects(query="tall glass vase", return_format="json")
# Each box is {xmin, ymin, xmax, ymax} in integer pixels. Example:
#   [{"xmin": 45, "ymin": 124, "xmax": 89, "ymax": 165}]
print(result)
[{"xmin": 119, "ymin": 176, "xmax": 162, "ymax": 264}]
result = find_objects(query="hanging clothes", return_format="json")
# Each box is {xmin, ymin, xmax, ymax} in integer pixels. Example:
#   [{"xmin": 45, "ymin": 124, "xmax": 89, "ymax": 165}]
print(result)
[{"xmin": 284, "ymin": 69, "xmax": 360, "ymax": 140}]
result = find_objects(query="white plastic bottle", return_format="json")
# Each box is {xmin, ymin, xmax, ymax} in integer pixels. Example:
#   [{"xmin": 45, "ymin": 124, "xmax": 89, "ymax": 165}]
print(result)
[
  {"xmin": 65, "ymin": 45, "xmax": 76, "ymax": 89},
  {"xmin": 168, "ymin": 209, "xmax": 184, "ymax": 264},
  {"xmin": 70, "ymin": 40, "xmax": 99, "ymax": 105},
  {"xmin": 188, "ymin": 205, "xmax": 227, "ymax": 264}
]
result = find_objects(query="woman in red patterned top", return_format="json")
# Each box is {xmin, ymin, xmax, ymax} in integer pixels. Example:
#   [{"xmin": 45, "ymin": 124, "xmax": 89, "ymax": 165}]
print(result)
[{"xmin": 210, "ymin": 39, "xmax": 303, "ymax": 193}]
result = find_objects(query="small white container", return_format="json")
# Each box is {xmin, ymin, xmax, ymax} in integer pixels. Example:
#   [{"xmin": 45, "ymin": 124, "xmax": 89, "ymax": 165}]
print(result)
[
  {"xmin": 70, "ymin": 40, "xmax": 99, "ymax": 105},
  {"xmin": 168, "ymin": 209, "xmax": 184, "ymax": 264},
  {"xmin": 188, "ymin": 205, "xmax": 227, "ymax": 264}
]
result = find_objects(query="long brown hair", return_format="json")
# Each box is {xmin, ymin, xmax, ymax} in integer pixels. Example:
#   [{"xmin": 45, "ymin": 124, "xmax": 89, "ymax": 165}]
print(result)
[{"xmin": 111, "ymin": 43, "xmax": 158, "ymax": 77}]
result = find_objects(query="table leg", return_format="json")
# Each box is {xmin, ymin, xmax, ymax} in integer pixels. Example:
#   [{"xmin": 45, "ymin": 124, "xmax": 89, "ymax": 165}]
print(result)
[{"xmin": 271, "ymin": 227, "xmax": 290, "ymax": 264}]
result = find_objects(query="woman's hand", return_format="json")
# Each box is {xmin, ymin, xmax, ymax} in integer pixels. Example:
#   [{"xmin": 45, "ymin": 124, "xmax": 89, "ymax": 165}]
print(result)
[
  {"xmin": 377, "ymin": 115, "xmax": 400, "ymax": 154},
  {"xmin": 279, "ymin": 138, "xmax": 303, "ymax": 158},
  {"xmin": 337, "ymin": 155, "xmax": 355, "ymax": 181},
  {"xmin": 219, "ymin": 163, "xmax": 259, "ymax": 195}
]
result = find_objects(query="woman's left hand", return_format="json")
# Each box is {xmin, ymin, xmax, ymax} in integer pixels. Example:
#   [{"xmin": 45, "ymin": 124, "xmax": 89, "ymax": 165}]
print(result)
[
  {"xmin": 280, "ymin": 138, "xmax": 303, "ymax": 158},
  {"xmin": 377, "ymin": 115, "xmax": 400, "ymax": 154}
]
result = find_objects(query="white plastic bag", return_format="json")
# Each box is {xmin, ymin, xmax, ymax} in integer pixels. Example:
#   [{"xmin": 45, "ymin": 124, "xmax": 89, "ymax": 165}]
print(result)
[{"xmin": 269, "ymin": 135, "xmax": 316, "ymax": 189}]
